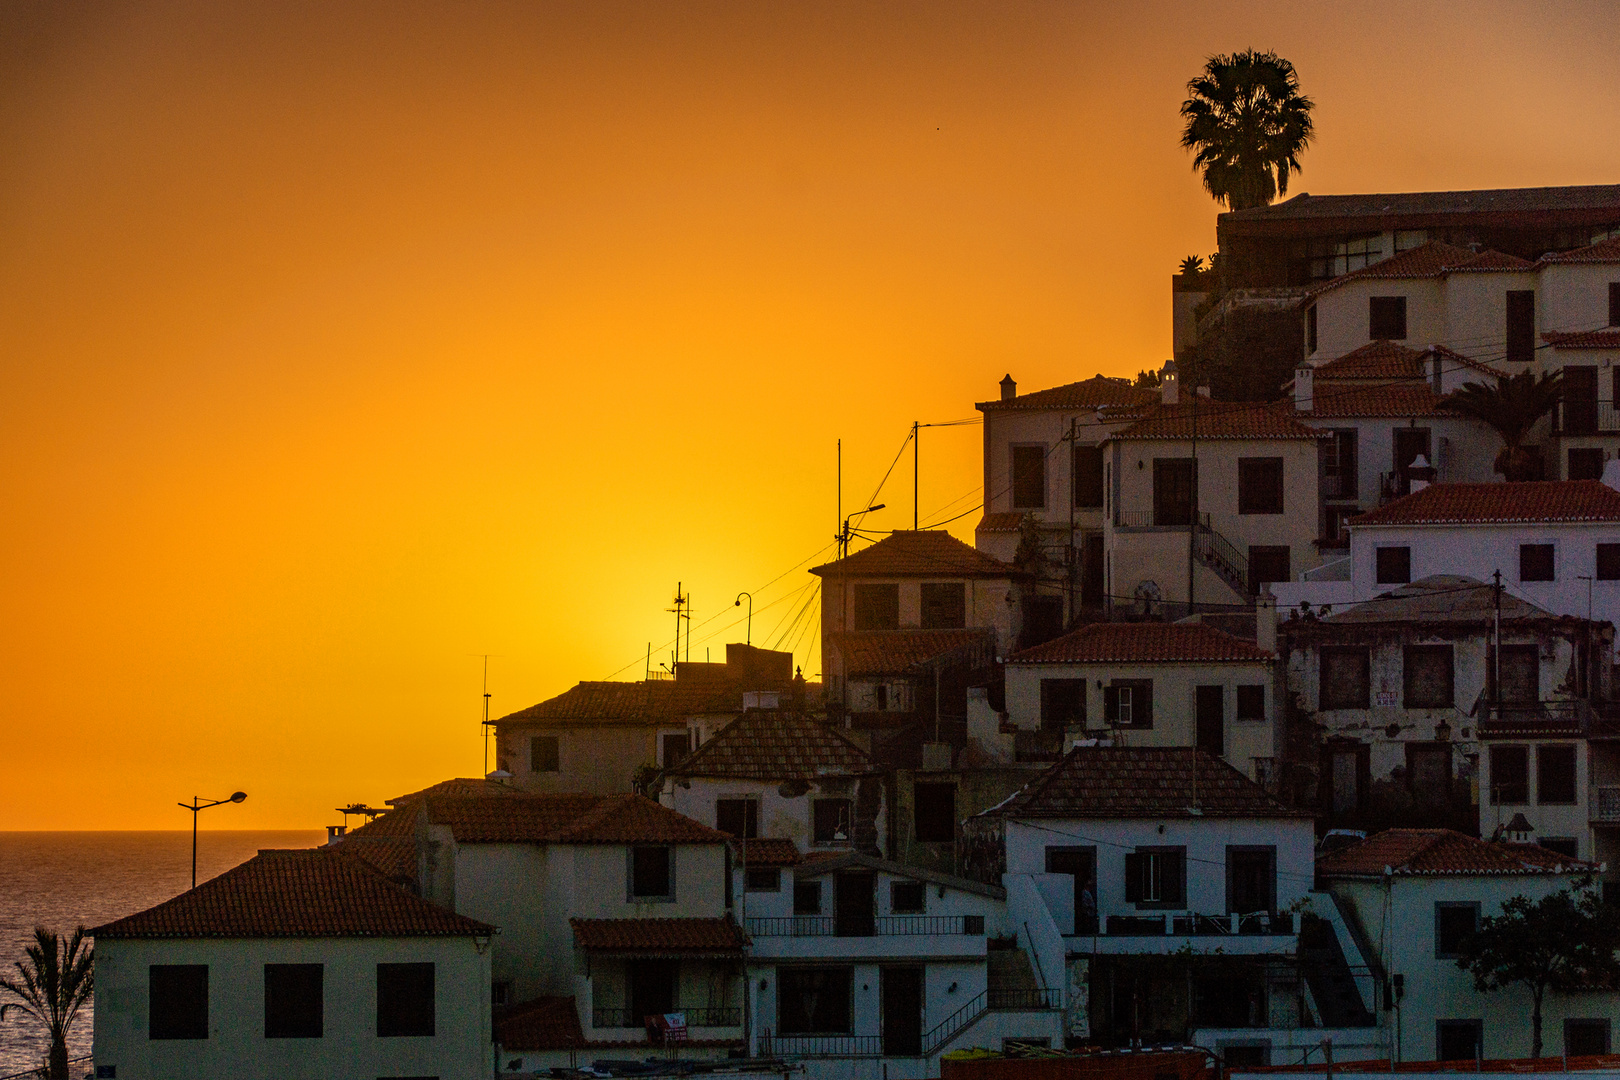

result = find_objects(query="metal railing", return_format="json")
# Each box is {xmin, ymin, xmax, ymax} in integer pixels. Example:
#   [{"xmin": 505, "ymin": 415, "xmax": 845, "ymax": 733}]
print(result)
[
  {"xmin": 1116, "ymin": 509, "xmax": 1191, "ymax": 528},
  {"xmin": 1321, "ymin": 472, "xmax": 1357, "ymax": 499},
  {"xmin": 592, "ymin": 1006, "xmax": 741, "ymax": 1028},
  {"xmin": 1195, "ymin": 520, "xmax": 1251, "ymax": 596},
  {"xmin": 1556, "ymin": 400, "xmax": 1619, "ymax": 435},
  {"xmin": 1593, "ymin": 785, "xmax": 1620, "ymax": 823},
  {"xmin": 1478, "ymin": 699, "xmax": 1597, "ymax": 737},
  {"xmin": 746, "ymin": 915, "xmax": 984, "ymax": 938},
  {"xmin": 920, "ymin": 988, "xmax": 1062, "ymax": 1056},
  {"xmin": 758, "ymin": 1032, "xmax": 883, "ymax": 1058},
  {"xmin": 1103, "ymin": 912, "xmax": 1294, "ymax": 936}
]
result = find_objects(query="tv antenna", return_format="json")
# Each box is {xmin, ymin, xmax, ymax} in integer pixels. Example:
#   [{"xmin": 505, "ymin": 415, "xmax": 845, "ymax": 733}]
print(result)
[{"xmin": 668, "ymin": 584, "xmax": 692, "ymax": 673}]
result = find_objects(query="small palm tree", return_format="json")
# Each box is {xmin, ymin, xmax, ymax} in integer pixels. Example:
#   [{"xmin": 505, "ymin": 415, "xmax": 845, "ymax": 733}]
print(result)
[
  {"xmin": 1178, "ymin": 255, "xmax": 1205, "ymax": 276},
  {"xmin": 0, "ymin": 926, "xmax": 94, "ymax": 1080},
  {"xmin": 1437, "ymin": 371, "xmax": 1564, "ymax": 481},
  {"xmin": 1180, "ymin": 50, "xmax": 1315, "ymax": 211}
]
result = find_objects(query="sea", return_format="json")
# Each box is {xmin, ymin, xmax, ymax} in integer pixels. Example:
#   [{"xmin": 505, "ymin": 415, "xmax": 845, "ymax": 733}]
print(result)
[{"xmin": 0, "ymin": 830, "xmax": 324, "ymax": 1078}]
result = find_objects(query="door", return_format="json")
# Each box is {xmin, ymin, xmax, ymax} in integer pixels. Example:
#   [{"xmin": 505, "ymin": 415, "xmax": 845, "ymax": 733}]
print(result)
[
  {"xmin": 1081, "ymin": 533, "xmax": 1106, "ymax": 607},
  {"xmin": 1196, "ymin": 685, "xmax": 1225, "ymax": 757},
  {"xmin": 880, "ymin": 966, "xmax": 923, "ymax": 1057},
  {"xmin": 834, "ymin": 872, "xmax": 875, "ymax": 937},
  {"xmin": 1565, "ymin": 366, "xmax": 1599, "ymax": 435},
  {"xmin": 1044, "ymin": 847, "xmax": 1097, "ymax": 934},
  {"xmin": 629, "ymin": 960, "xmax": 677, "ymax": 1025},
  {"xmin": 1393, "ymin": 428, "xmax": 1431, "ymax": 494},
  {"xmin": 1152, "ymin": 458, "xmax": 1195, "ymax": 526}
]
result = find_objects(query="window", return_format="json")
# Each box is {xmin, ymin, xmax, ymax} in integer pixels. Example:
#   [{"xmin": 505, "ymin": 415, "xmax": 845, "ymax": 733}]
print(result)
[
  {"xmin": 1152, "ymin": 458, "xmax": 1194, "ymax": 526},
  {"xmin": 149, "ymin": 965, "xmax": 208, "ymax": 1040},
  {"xmin": 812, "ymin": 799, "xmax": 853, "ymax": 845},
  {"xmin": 1238, "ymin": 458, "xmax": 1284, "ymax": 514},
  {"xmin": 1490, "ymin": 745, "xmax": 1529, "ymax": 804},
  {"xmin": 1506, "ymin": 290, "xmax": 1536, "ymax": 362},
  {"xmin": 530, "ymin": 736, "xmax": 559, "ymax": 773},
  {"xmin": 794, "ymin": 879, "xmax": 822, "ymax": 914},
  {"xmin": 1324, "ymin": 744, "xmax": 1367, "ymax": 814},
  {"xmin": 1406, "ymin": 745, "xmax": 1452, "ymax": 804},
  {"xmin": 746, "ymin": 867, "xmax": 781, "ymax": 892},
  {"xmin": 1598, "ymin": 543, "xmax": 1620, "ymax": 580},
  {"xmin": 1376, "ymin": 546, "xmax": 1412, "ymax": 585},
  {"xmin": 1570, "ymin": 448, "xmax": 1605, "ymax": 481},
  {"xmin": 1564, "ymin": 366, "xmax": 1599, "ymax": 434},
  {"xmin": 777, "ymin": 967, "xmax": 853, "ymax": 1034},
  {"xmin": 1538, "ymin": 745, "xmax": 1578, "ymax": 804},
  {"xmin": 852, "ymin": 584, "xmax": 899, "ymax": 631},
  {"xmin": 1012, "ymin": 445, "xmax": 1047, "ymax": 509},
  {"xmin": 1610, "ymin": 283, "xmax": 1620, "ymax": 328},
  {"xmin": 920, "ymin": 582, "xmax": 966, "ymax": 629},
  {"xmin": 376, "ymin": 963, "xmax": 435, "ymax": 1038},
  {"xmin": 1248, "ymin": 547, "xmax": 1290, "ymax": 592},
  {"xmin": 912, "ymin": 782, "xmax": 957, "ymax": 844},
  {"xmin": 1236, "ymin": 685, "xmax": 1265, "ymax": 720},
  {"xmin": 1196, "ymin": 685, "xmax": 1225, "ymax": 757},
  {"xmin": 1519, "ymin": 543, "xmax": 1555, "ymax": 581},
  {"xmin": 1567, "ymin": 1019, "xmax": 1611, "ymax": 1056},
  {"xmin": 1320, "ymin": 647, "xmax": 1371, "ymax": 710},
  {"xmin": 715, "ymin": 798, "xmax": 758, "ymax": 839},
  {"xmin": 1404, "ymin": 645, "xmax": 1454, "ymax": 708},
  {"xmin": 1541, "ymin": 837, "xmax": 1580, "ymax": 859},
  {"xmin": 492, "ymin": 980, "xmax": 512, "ymax": 1007},
  {"xmin": 1039, "ymin": 679, "xmax": 1086, "ymax": 730},
  {"xmin": 660, "ymin": 732, "xmax": 689, "ymax": 767},
  {"xmin": 1227, "ymin": 847, "xmax": 1276, "ymax": 913},
  {"xmin": 1434, "ymin": 903, "xmax": 1480, "ymax": 959},
  {"xmin": 1496, "ymin": 644, "xmax": 1539, "ymax": 704},
  {"xmin": 1073, "ymin": 445, "xmax": 1104, "ymax": 508},
  {"xmin": 1104, "ymin": 680, "xmax": 1152, "ymax": 728},
  {"xmin": 1437, "ymin": 1020, "xmax": 1483, "ymax": 1062},
  {"xmin": 1369, "ymin": 296, "xmax": 1407, "ymax": 340},
  {"xmin": 1306, "ymin": 304, "xmax": 1318, "ymax": 354},
  {"xmin": 1124, "ymin": 847, "xmax": 1185, "ymax": 908},
  {"xmin": 890, "ymin": 880, "xmax": 925, "ymax": 913},
  {"xmin": 1323, "ymin": 430, "xmax": 1358, "ymax": 499},
  {"xmin": 264, "ymin": 964, "xmax": 322, "ymax": 1039},
  {"xmin": 630, "ymin": 846, "xmax": 674, "ymax": 899}
]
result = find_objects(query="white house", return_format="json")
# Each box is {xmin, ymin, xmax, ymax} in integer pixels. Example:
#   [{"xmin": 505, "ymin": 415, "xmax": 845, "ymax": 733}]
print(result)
[{"xmin": 90, "ymin": 847, "xmax": 495, "ymax": 1080}]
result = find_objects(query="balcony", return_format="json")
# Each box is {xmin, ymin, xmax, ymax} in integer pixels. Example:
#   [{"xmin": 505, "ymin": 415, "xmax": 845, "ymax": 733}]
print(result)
[
  {"xmin": 1321, "ymin": 473, "xmax": 1357, "ymax": 500},
  {"xmin": 1555, "ymin": 399, "xmax": 1620, "ymax": 435},
  {"xmin": 591, "ymin": 1006, "xmax": 741, "ymax": 1028},
  {"xmin": 1102, "ymin": 912, "xmax": 1294, "ymax": 936},
  {"xmin": 746, "ymin": 915, "xmax": 985, "ymax": 938},
  {"xmin": 1476, "ymin": 699, "xmax": 1620, "ymax": 738},
  {"xmin": 756, "ymin": 989, "xmax": 1061, "ymax": 1059}
]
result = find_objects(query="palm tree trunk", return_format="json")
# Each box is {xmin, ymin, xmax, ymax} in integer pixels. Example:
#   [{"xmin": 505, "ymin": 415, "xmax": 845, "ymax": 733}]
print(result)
[
  {"xmin": 1531, "ymin": 984, "xmax": 1544, "ymax": 1059},
  {"xmin": 48, "ymin": 1035, "xmax": 68, "ymax": 1080}
]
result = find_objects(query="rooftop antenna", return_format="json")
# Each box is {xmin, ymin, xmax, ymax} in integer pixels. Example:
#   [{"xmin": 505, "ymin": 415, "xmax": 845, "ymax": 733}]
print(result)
[
  {"xmin": 913, "ymin": 420, "xmax": 919, "ymax": 531},
  {"xmin": 481, "ymin": 655, "xmax": 492, "ymax": 776},
  {"xmin": 668, "ymin": 584, "xmax": 691, "ymax": 674}
]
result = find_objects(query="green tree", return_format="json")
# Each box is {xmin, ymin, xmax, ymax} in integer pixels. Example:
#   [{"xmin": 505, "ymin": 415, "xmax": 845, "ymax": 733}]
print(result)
[
  {"xmin": 1437, "ymin": 371, "xmax": 1563, "ymax": 481},
  {"xmin": 0, "ymin": 926, "xmax": 95, "ymax": 1080},
  {"xmin": 1454, "ymin": 886, "xmax": 1620, "ymax": 1059},
  {"xmin": 1180, "ymin": 50, "xmax": 1315, "ymax": 211}
]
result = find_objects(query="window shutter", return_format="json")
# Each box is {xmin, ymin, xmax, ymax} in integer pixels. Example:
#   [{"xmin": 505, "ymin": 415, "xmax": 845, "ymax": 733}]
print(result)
[
  {"xmin": 1141, "ymin": 682, "xmax": 1154, "ymax": 726},
  {"xmin": 1123, "ymin": 853, "xmax": 1143, "ymax": 902},
  {"xmin": 1103, "ymin": 686, "xmax": 1119, "ymax": 724},
  {"xmin": 1164, "ymin": 850, "xmax": 1186, "ymax": 907}
]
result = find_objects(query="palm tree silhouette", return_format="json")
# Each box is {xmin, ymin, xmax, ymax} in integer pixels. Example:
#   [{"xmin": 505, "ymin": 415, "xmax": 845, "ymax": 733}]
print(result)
[
  {"xmin": 1437, "ymin": 371, "xmax": 1564, "ymax": 481},
  {"xmin": 1180, "ymin": 50, "xmax": 1315, "ymax": 211},
  {"xmin": 0, "ymin": 926, "xmax": 94, "ymax": 1080}
]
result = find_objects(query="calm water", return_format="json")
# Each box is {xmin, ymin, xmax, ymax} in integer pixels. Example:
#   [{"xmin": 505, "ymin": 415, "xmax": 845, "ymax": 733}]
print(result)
[{"xmin": 0, "ymin": 830, "xmax": 324, "ymax": 1077}]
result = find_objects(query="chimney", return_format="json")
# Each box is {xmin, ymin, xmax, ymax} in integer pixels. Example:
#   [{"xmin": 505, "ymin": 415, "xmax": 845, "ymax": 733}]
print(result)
[
  {"xmin": 1256, "ymin": 593, "xmax": 1277, "ymax": 655},
  {"xmin": 1603, "ymin": 459, "xmax": 1620, "ymax": 493},
  {"xmin": 1407, "ymin": 453, "xmax": 1435, "ymax": 492},
  {"xmin": 1294, "ymin": 364, "xmax": 1313, "ymax": 412},
  {"xmin": 1000, "ymin": 374, "xmax": 1016, "ymax": 401},
  {"xmin": 1159, "ymin": 360, "xmax": 1178, "ymax": 405}
]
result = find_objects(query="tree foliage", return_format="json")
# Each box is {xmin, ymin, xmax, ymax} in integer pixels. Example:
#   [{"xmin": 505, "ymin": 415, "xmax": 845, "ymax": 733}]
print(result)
[
  {"xmin": 0, "ymin": 926, "xmax": 94, "ymax": 1080},
  {"xmin": 1437, "ymin": 371, "xmax": 1563, "ymax": 481},
  {"xmin": 1180, "ymin": 50, "xmax": 1315, "ymax": 211}
]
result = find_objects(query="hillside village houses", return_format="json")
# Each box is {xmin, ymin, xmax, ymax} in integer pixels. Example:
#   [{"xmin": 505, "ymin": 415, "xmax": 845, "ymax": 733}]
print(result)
[{"xmin": 91, "ymin": 183, "xmax": 1620, "ymax": 1079}]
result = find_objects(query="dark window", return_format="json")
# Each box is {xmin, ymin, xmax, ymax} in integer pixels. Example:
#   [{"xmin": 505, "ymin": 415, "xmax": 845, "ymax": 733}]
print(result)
[
  {"xmin": 1325, "ymin": 745, "xmax": 1367, "ymax": 814},
  {"xmin": 1610, "ymin": 283, "xmax": 1620, "ymax": 327},
  {"xmin": 1019, "ymin": 595, "xmax": 1063, "ymax": 650},
  {"xmin": 1520, "ymin": 543, "xmax": 1556, "ymax": 581},
  {"xmin": 264, "ymin": 964, "xmax": 323, "ymax": 1039},
  {"xmin": 890, "ymin": 880, "xmax": 925, "ymax": 913},
  {"xmin": 715, "ymin": 799, "xmax": 758, "ymax": 839},
  {"xmin": 1541, "ymin": 837, "xmax": 1580, "ymax": 859},
  {"xmin": 1435, "ymin": 903, "xmax": 1479, "ymax": 959},
  {"xmin": 1011, "ymin": 445, "xmax": 1047, "ymax": 509},
  {"xmin": 1570, "ymin": 448, "xmax": 1605, "ymax": 480},
  {"xmin": 812, "ymin": 799, "xmax": 852, "ymax": 845},
  {"xmin": 1227, "ymin": 847, "xmax": 1276, "ymax": 913},
  {"xmin": 1236, "ymin": 685, "xmax": 1265, "ymax": 720},
  {"xmin": 1039, "ymin": 679, "xmax": 1087, "ymax": 730},
  {"xmin": 1238, "ymin": 458, "xmax": 1284, "ymax": 514},
  {"xmin": 149, "ymin": 965, "xmax": 208, "ymax": 1041},
  {"xmin": 778, "ymin": 967, "xmax": 853, "ymax": 1034},
  {"xmin": 1224, "ymin": 1045, "xmax": 1271, "ymax": 1069},
  {"xmin": 912, "ymin": 782, "xmax": 956, "ymax": 844},
  {"xmin": 1123, "ymin": 847, "xmax": 1185, "ymax": 908},
  {"xmin": 1376, "ymin": 546, "xmax": 1412, "ymax": 585},
  {"xmin": 1072, "ymin": 445, "xmax": 1104, "ymax": 508},
  {"xmin": 629, "ymin": 959, "xmax": 676, "ymax": 1024},
  {"xmin": 376, "ymin": 963, "xmax": 435, "ymax": 1038},
  {"xmin": 1599, "ymin": 543, "xmax": 1620, "ymax": 580},
  {"xmin": 1248, "ymin": 546, "xmax": 1290, "ymax": 592},
  {"xmin": 530, "ymin": 736, "xmax": 559, "ymax": 773},
  {"xmin": 661, "ymin": 732, "xmax": 689, "ymax": 766},
  {"xmin": 1404, "ymin": 645, "xmax": 1454, "ymax": 708},
  {"xmin": 1323, "ymin": 430, "xmax": 1358, "ymax": 499},
  {"xmin": 1496, "ymin": 644, "xmax": 1540, "ymax": 704},
  {"xmin": 1196, "ymin": 685, "xmax": 1225, "ymax": 757},
  {"xmin": 1103, "ymin": 680, "xmax": 1152, "ymax": 728},
  {"xmin": 492, "ymin": 980, "xmax": 511, "ymax": 1007},
  {"xmin": 1506, "ymin": 290, "xmax": 1536, "ymax": 362},
  {"xmin": 1490, "ymin": 745, "xmax": 1529, "ymax": 805},
  {"xmin": 1322, "ymin": 504, "xmax": 1356, "ymax": 545},
  {"xmin": 1370, "ymin": 296, "xmax": 1407, "ymax": 340},
  {"xmin": 1569, "ymin": 1019, "xmax": 1612, "ymax": 1056},
  {"xmin": 630, "ymin": 846, "xmax": 673, "ymax": 898},
  {"xmin": 1407, "ymin": 744, "xmax": 1452, "ymax": 799},
  {"xmin": 1306, "ymin": 304, "xmax": 1318, "ymax": 353},
  {"xmin": 1437, "ymin": 1019, "xmax": 1483, "ymax": 1062},
  {"xmin": 852, "ymin": 584, "xmax": 899, "ymax": 631},
  {"xmin": 746, "ymin": 867, "xmax": 781, "ymax": 892},
  {"xmin": 1152, "ymin": 458, "xmax": 1194, "ymax": 526},
  {"xmin": 794, "ymin": 880, "xmax": 822, "ymax": 914},
  {"xmin": 1538, "ymin": 745, "xmax": 1578, "ymax": 804},
  {"xmin": 920, "ymin": 582, "xmax": 966, "ymax": 629},
  {"xmin": 1564, "ymin": 366, "xmax": 1599, "ymax": 434},
  {"xmin": 1321, "ymin": 647, "xmax": 1371, "ymax": 710}
]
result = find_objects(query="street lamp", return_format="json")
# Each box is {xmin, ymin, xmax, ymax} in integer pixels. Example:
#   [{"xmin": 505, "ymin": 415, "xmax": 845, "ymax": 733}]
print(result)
[
  {"xmin": 178, "ymin": 792, "xmax": 247, "ymax": 890},
  {"xmin": 734, "ymin": 592, "xmax": 753, "ymax": 645}
]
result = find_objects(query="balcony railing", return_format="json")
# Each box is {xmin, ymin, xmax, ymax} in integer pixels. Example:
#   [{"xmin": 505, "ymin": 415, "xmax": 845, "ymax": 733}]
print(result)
[
  {"xmin": 1321, "ymin": 472, "xmax": 1357, "ymax": 499},
  {"xmin": 591, "ymin": 1006, "xmax": 741, "ymax": 1029},
  {"xmin": 758, "ymin": 1033, "xmax": 883, "ymax": 1058},
  {"xmin": 746, "ymin": 915, "xmax": 985, "ymax": 938},
  {"xmin": 1556, "ymin": 400, "xmax": 1620, "ymax": 435},
  {"xmin": 1102, "ymin": 912, "xmax": 1293, "ymax": 936},
  {"xmin": 1477, "ymin": 699, "xmax": 1601, "ymax": 737},
  {"xmin": 1593, "ymin": 785, "xmax": 1620, "ymax": 824}
]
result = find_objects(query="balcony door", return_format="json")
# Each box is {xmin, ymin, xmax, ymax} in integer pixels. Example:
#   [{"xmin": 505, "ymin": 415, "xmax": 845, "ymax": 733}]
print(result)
[
  {"xmin": 1044, "ymin": 846, "xmax": 1097, "ymax": 934},
  {"xmin": 1152, "ymin": 459, "xmax": 1195, "ymax": 526},
  {"xmin": 1565, "ymin": 366, "xmax": 1599, "ymax": 435},
  {"xmin": 629, "ymin": 960, "xmax": 677, "ymax": 1026},
  {"xmin": 834, "ymin": 872, "xmax": 875, "ymax": 937},
  {"xmin": 880, "ymin": 966, "xmax": 923, "ymax": 1057},
  {"xmin": 1196, "ymin": 685, "xmax": 1225, "ymax": 757}
]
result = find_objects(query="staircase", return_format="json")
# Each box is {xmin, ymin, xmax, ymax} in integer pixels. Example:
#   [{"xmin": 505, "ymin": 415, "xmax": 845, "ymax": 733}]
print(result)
[
  {"xmin": 988, "ymin": 945, "xmax": 1041, "ymax": 1006},
  {"xmin": 1298, "ymin": 913, "xmax": 1376, "ymax": 1027},
  {"xmin": 1194, "ymin": 518, "xmax": 1252, "ymax": 599}
]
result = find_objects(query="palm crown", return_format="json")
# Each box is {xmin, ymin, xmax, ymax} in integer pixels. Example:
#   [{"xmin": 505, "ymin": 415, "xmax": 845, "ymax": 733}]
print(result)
[
  {"xmin": 0, "ymin": 926, "xmax": 95, "ymax": 1080},
  {"xmin": 1180, "ymin": 50, "xmax": 1315, "ymax": 211}
]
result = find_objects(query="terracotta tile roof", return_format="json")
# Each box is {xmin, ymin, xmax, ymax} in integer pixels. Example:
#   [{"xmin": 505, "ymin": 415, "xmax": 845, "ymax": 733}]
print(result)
[
  {"xmin": 1307, "ymin": 241, "xmax": 1533, "ymax": 296},
  {"xmin": 810, "ymin": 530, "xmax": 1020, "ymax": 579},
  {"xmin": 988, "ymin": 746, "xmax": 1308, "ymax": 820},
  {"xmin": 1349, "ymin": 480, "xmax": 1620, "ymax": 526},
  {"xmin": 1312, "ymin": 341, "xmax": 1426, "ymax": 380},
  {"xmin": 1539, "ymin": 235, "xmax": 1620, "ymax": 264},
  {"xmin": 90, "ymin": 848, "xmax": 493, "ymax": 939},
  {"xmin": 1544, "ymin": 329, "xmax": 1620, "ymax": 349},
  {"xmin": 828, "ymin": 628, "xmax": 997, "ymax": 675},
  {"xmin": 334, "ymin": 836, "xmax": 418, "ymax": 883},
  {"xmin": 1317, "ymin": 575, "xmax": 1557, "ymax": 625},
  {"xmin": 1222, "ymin": 185, "xmax": 1620, "ymax": 226},
  {"xmin": 1426, "ymin": 343, "xmax": 1502, "ymax": 380},
  {"xmin": 384, "ymin": 777, "xmax": 519, "ymax": 806},
  {"xmin": 665, "ymin": 710, "xmax": 875, "ymax": 781},
  {"xmin": 1299, "ymin": 381, "xmax": 1446, "ymax": 418},
  {"xmin": 1009, "ymin": 622, "xmax": 1273, "ymax": 664},
  {"xmin": 976, "ymin": 511, "xmax": 1026, "ymax": 532},
  {"xmin": 740, "ymin": 838, "xmax": 801, "ymax": 867},
  {"xmin": 1317, "ymin": 829, "xmax": 1597, "ymax": 877},
  {"xmin": 570, "ymin": 916, "xmax": 747, "ymax": 955},
  {"xmin": 496, "ymin": 996, "xmax": 585, "ymax": 1051},
  {"xmin": 1113, "ymin": 401, "xmax": 1325, "ymax": 441},
  {"xmin": 977, "ymin": 375, "xmax": 1158, "ymax": 412},
  {"xmin": 427, "ymin": 793, "xmax": 730, "ymax": 845},
  {"xmin": 497, "ymin": 679, "xmax": 758, "ymax": 727}
]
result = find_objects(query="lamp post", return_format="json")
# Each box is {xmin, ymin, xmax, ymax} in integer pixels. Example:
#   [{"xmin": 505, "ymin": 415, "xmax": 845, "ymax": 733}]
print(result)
[
  {"xmin": 734, "ymin": 592, "xmax": 753, "ymax": 645},
  {"xmin": 179, "ymin": 792, "xmax": 247, "ymax": 890}
]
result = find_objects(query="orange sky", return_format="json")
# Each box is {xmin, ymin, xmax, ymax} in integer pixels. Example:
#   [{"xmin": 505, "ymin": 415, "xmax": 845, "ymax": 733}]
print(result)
[{"xmin": 3, "ymin": 1, "xmax": 1620, "ymax": 829}]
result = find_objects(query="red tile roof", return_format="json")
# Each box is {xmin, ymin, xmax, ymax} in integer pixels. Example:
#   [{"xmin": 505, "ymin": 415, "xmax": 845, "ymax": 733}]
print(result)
[
  {"xmin": 989, "ymin": 746, "xmax": 1308, "ymax": 820},
  {"xmin": 829, "ymin": 628, "xmax": 997, "ymax": 674},
  {"xmin": 1223, "ymin": 185, "xmax": 1620, "ymax": 226},
  {"xmin": 570, "ymin": 917, "xmax": 747, "ymax": 955},
  {"xmin": 1308, "ymin": 241, "xmax": 1533, "ymax": 296},
  {"xmin": 496, "ymin": 996, "xmax": 586, "ymax": 1051},
  {"xmin": 1299, "ymin": 382, "xmax": 1446, "ymax": 418},
  {"xmin": 977, "ymin": 375, "xmax": 1158, "ymax": 412},
  {"xmin": 1544, "ymin": 329, "xmax": 1620, "ymax": 349},
  {"xmin": 666, "ymin": 711, "xmax": 875, "ymax": 781},
  {"xmin": 1317, "ymin": 829, "xmax": 1596, "ymax": 877},
  {"xmin": 1539, "ymin": 235, "xmax": 1620, "ymax": 264},
  {"xmin": 90, "ymin": 848, "xmax": 493, "ymax": 939},
  {"xmin": 385, "ymin": 777, "xmax": 520, "ymax": 806},
  {"xmin": 740, "ymin": 838, "xmax": 801, "ymax": 867},
  {"xmin": 976, "ymin": 512, "xmax": 1026, "ymax": 532},
  {"xmin": 1113, "ymin": 401, "xmax": 1325, "ymax": 441},
  {"xmin": 497, "ymin": 679, "xmax": 760, "ymax": 727},
  {"xmin": 810, "ymin": 530, "xmax": 1020, "ymax": 579},
  {"xmin": 1009, "ymin": 622, "xmax": 1273, "ymax": 664},
  {"xmin": 427, "ymin": 793, "xmax": 730, "ymax": 845},
  {"xmin": 1350, "ymin": 480, "xmax": 1620, "ymax": 526},
  {"xmin": 1312, "ymin": 341, "xmax": 1427, "ymax": 380}
]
